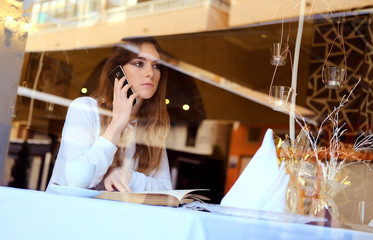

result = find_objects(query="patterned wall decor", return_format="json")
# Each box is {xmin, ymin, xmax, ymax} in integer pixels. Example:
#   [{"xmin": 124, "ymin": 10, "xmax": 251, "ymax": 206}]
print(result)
[
  {"xmin": 306, "ymin": 12, "xmax": 373, "ymax": 222},
  {"xmin": 306, "ymin": 12, "xmax": 373, "ymax": 143}
]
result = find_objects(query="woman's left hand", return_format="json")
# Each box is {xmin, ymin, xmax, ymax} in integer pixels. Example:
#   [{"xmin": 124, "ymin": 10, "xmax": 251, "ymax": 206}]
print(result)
[{"xmin": 103, "ymin": 167, "xmax": 133, "ymax": 192}]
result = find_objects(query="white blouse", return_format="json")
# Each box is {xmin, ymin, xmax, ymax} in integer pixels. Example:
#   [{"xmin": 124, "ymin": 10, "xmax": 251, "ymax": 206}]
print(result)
[{"xmin": 46, "ymin": 97, "xmax": 172, "ymax": 191}]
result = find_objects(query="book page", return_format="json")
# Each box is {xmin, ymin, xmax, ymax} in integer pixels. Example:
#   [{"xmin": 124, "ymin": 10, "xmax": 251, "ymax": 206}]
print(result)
[{"xmin": 134, "ymin": 189, "xmax": 208, "ymax": 201}]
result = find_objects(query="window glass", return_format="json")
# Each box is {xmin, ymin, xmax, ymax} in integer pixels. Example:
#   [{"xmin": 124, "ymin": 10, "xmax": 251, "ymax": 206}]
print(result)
[{"xmin": 2, "ymin": 1, "xmax": 373, "ymax": 218}]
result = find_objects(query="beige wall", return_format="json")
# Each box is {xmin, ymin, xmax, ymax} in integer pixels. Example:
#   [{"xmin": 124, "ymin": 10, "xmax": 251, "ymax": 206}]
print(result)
[
  {"xmin": 26, "ymin": 5, "xmax": 228, "ymax": 52},
  {"xmin": 229, "ymin": 0, "xmax": 373, "ymax": 26}
]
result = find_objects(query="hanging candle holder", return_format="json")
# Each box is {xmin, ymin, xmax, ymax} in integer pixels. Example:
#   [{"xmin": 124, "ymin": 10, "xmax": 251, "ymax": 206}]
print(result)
[
  {"xmin": 269, "ymin": 86, "xmax": 296, "ymax": 111},
  {"xmin": 322, "ymin": 66, "xmax": 346, "ymax": 89},
  {"xmin": 268, "ymin": 21, "xmax": 295, "ymax": 111},
  {"xmin": 270, "ymin": 20, "xmax": 291, "ymax": 66},
  {"xmin": 321, "ymin": 19, "xmax": 347, "ymax": 89},
  {"xmin": 270, "ymin": 42, "xmax": 288, "ymax": 66},
  {"xmin": 268, "ymin": 52, "xmax": 296, "ymax": 111}
]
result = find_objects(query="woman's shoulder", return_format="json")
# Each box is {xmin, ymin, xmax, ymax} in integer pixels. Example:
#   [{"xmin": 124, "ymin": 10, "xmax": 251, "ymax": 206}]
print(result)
[
  {"xmin": 68, "ymin": 97, "xmax": 98, "ymax": 114},
  {"xmin": 71, "ymin": 96, "xmax": 97, "ymax": 105},
  {"xmin": 69, "ymin": 97, "xmax": 97, "ymax": 108}
]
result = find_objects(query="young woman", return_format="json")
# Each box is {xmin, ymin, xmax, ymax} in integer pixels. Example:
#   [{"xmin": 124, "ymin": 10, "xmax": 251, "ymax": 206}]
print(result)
[{"xmin": 47, "ymin": 37, "xmax": 171, "ymax": 192}]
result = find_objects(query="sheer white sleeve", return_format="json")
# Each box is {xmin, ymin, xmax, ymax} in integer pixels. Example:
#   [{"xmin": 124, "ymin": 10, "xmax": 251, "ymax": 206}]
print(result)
[
  {"xmin": 129, "ymin": 147, "xmax": 172, "ymax": 191},
  {"xmin": 47, "ymin": 97, "xmax": 117, "ymax": 190}
]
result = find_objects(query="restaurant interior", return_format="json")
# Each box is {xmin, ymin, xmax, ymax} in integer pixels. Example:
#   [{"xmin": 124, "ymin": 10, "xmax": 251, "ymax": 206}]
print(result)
[{"xmin": 1, "ymin": 0, "xmax": 373, "ymax": 237}]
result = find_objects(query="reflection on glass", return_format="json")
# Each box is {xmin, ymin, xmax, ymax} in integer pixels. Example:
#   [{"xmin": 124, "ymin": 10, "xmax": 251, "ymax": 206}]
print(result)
[{"xmin": 2, "ymin": 4, "xmax": 372, "ymax": 217}]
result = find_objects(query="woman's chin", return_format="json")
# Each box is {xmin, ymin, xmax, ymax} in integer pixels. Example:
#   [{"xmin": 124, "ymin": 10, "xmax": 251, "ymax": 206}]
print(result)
[{"xmin": 138, "ymin": 93, "xmax": 155, "ymax": 100}]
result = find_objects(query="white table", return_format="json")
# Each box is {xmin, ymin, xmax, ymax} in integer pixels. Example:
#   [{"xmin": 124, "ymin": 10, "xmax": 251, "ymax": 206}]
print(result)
[{"xmin": 0, "ymin": 186, "xmax": 372, "ymax": 240}]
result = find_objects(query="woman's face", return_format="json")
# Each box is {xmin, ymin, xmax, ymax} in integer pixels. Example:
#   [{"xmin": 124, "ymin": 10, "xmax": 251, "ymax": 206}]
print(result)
[{"xmin": 122, "ymin": 42, "xmax": 162, "ymax": 100}]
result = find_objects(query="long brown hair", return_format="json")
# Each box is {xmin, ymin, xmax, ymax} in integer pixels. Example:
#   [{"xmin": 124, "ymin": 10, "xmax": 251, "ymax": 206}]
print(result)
[{"xmin": 92, "ymin": 37, "xmax": 170, "ymax": 175}]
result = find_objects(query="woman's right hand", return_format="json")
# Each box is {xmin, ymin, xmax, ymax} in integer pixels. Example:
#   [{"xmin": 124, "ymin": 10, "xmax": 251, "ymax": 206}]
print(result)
[
  {"xmin": 103, "ymin": 77, "xmax": 138, "ymax": 145},
  {"xmin": 103, "ymin": 167, "xmax": 133, "ymax": 192}
]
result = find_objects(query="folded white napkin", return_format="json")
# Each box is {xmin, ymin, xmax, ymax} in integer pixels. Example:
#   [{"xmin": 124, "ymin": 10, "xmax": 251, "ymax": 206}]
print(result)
[{"xmin": 221, "ymin": 128, "xmax": 289, "ymax": 213}]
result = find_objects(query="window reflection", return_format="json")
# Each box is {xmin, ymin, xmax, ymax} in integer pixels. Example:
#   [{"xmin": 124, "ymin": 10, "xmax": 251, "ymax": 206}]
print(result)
[{"xmin": 2, "ymin": 1, "xmax": 373, "ymax": 214}]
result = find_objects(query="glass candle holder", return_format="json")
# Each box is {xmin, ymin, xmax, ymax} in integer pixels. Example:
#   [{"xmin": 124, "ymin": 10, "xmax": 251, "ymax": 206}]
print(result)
[
  {"xmin": 270, "ymin": 43, "xmax": 288, "ymax": 66},
  {"xmin": 269, "ymin": 86, "xmax": 294, "ymax": 111},
  {"xmin": 323, "ymin": 66, "xmax": 346, "ymax": 89},
  {"xmin": 356, "ymin": 201, "xmax": 373, "ymax": 225}
]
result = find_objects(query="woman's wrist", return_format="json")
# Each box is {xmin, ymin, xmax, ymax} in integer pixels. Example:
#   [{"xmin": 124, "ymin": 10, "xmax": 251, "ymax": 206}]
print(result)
[
  {"xmin": 104, "ymin": 116, "xmax": 132, "ymax": 144},
  {"xmin": 125, "ymin": 168, "xmax": 133, "ymax": 181},
  {"xmin": 103, "ymin": 123, "xmax": 124, "ymax": 145}
]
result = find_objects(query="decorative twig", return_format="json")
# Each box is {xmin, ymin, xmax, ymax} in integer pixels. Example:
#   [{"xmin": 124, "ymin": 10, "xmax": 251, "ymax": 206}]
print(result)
[{"xmin": 278, "ymin": 78, "xmax": 373, "ymax": 182}]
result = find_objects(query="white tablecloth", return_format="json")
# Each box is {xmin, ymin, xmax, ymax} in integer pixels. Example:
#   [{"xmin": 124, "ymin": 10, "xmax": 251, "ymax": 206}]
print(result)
[{"xmin": 0, "ymin": 186, "xmax": 372, "ymax": 240}]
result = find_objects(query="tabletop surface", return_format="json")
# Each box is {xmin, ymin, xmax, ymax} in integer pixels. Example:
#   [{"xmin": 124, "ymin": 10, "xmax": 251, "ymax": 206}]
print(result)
[{"xmin": 0, "ymin": 186, "xmax": 372, "ymax": 240}]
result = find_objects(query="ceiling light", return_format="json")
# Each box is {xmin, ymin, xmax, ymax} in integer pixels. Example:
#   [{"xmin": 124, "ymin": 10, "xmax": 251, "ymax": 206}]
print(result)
[
  {"xmin": 81, "ymin": 87, "xmax": 88, "ymax": 94},
  {"xmin": 182, "ymin": 104, "xmax": 190, "ymax": 111},
  {"xmin": 165, "ymin": 98, "xmax": 170, "ymax": 104}
]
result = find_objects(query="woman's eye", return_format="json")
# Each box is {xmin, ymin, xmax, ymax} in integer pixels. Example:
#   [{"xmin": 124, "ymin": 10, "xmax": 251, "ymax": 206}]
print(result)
[
  {"xmin": 134, "ymin": 61, "xmax": 144, "ymax": 67},
  {"xmin": 153, "ymin": 64, "xmax": 161, "ymax": 70}
]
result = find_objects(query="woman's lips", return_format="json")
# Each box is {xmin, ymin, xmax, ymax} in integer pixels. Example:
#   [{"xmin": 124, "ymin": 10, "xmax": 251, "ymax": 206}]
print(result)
[{"xmin": 141, "ymin": 83, "xmax": 154, "ymax": 87}]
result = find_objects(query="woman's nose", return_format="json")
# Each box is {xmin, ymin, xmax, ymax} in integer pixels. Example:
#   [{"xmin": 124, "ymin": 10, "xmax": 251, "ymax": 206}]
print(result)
[{"xmin": 145, "ymin": 64, "xmax": 154, "ymax": 78}]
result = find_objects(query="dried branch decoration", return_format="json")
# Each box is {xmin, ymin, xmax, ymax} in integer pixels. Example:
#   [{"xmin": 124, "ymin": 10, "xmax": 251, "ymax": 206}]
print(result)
[{"xmin": 276, "ymin": 77, "xmax": 372, "ymax": 216}]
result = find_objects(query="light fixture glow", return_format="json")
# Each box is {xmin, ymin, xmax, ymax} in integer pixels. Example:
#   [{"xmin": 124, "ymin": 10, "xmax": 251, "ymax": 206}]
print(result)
[
  {"xmin": 260, "ymin": 34, "xmax": 268, "ymax": 38},
  {"xmin": 5, "ymin": 16, "xmax": 13, "ymax": 22},
  {"xmin": 182, "ymin": 104, "xmax": 190, "ymax": 111},
  {"xmin": 22, "ymin": 22, "xmax": 31, "ymax": 31},
  {"xmin": 81, "ymin": 87, "xmax": 88, "ymax": 94},
  {"xmin": 165, "ymin": 98, "xmax": 170, "ymax": 104}
]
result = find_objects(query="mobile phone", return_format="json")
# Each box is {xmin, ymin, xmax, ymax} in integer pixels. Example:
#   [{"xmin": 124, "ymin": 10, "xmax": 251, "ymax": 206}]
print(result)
[{"xmin": 108, "ymin": 65, "xmax": 137, "ymax": 106}]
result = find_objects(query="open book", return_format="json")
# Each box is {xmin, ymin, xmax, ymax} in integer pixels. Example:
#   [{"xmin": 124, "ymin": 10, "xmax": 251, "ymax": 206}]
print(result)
[{"xmin": 94, "ymin": 189, "xmax": 210, "ymax": 207}]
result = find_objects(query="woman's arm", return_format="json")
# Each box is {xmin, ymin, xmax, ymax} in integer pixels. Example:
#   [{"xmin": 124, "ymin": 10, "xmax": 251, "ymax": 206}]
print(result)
[
  {"xmin": 129, "ymin": 147, "xmax": 172, "ymax": 191},
  {"xmin": 52, "ymin": 97, "xmax": 117, "ymax": 188},
  {"xmin": 103, "ymin": 147, "xmax": 171, "ymax": 192}
]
